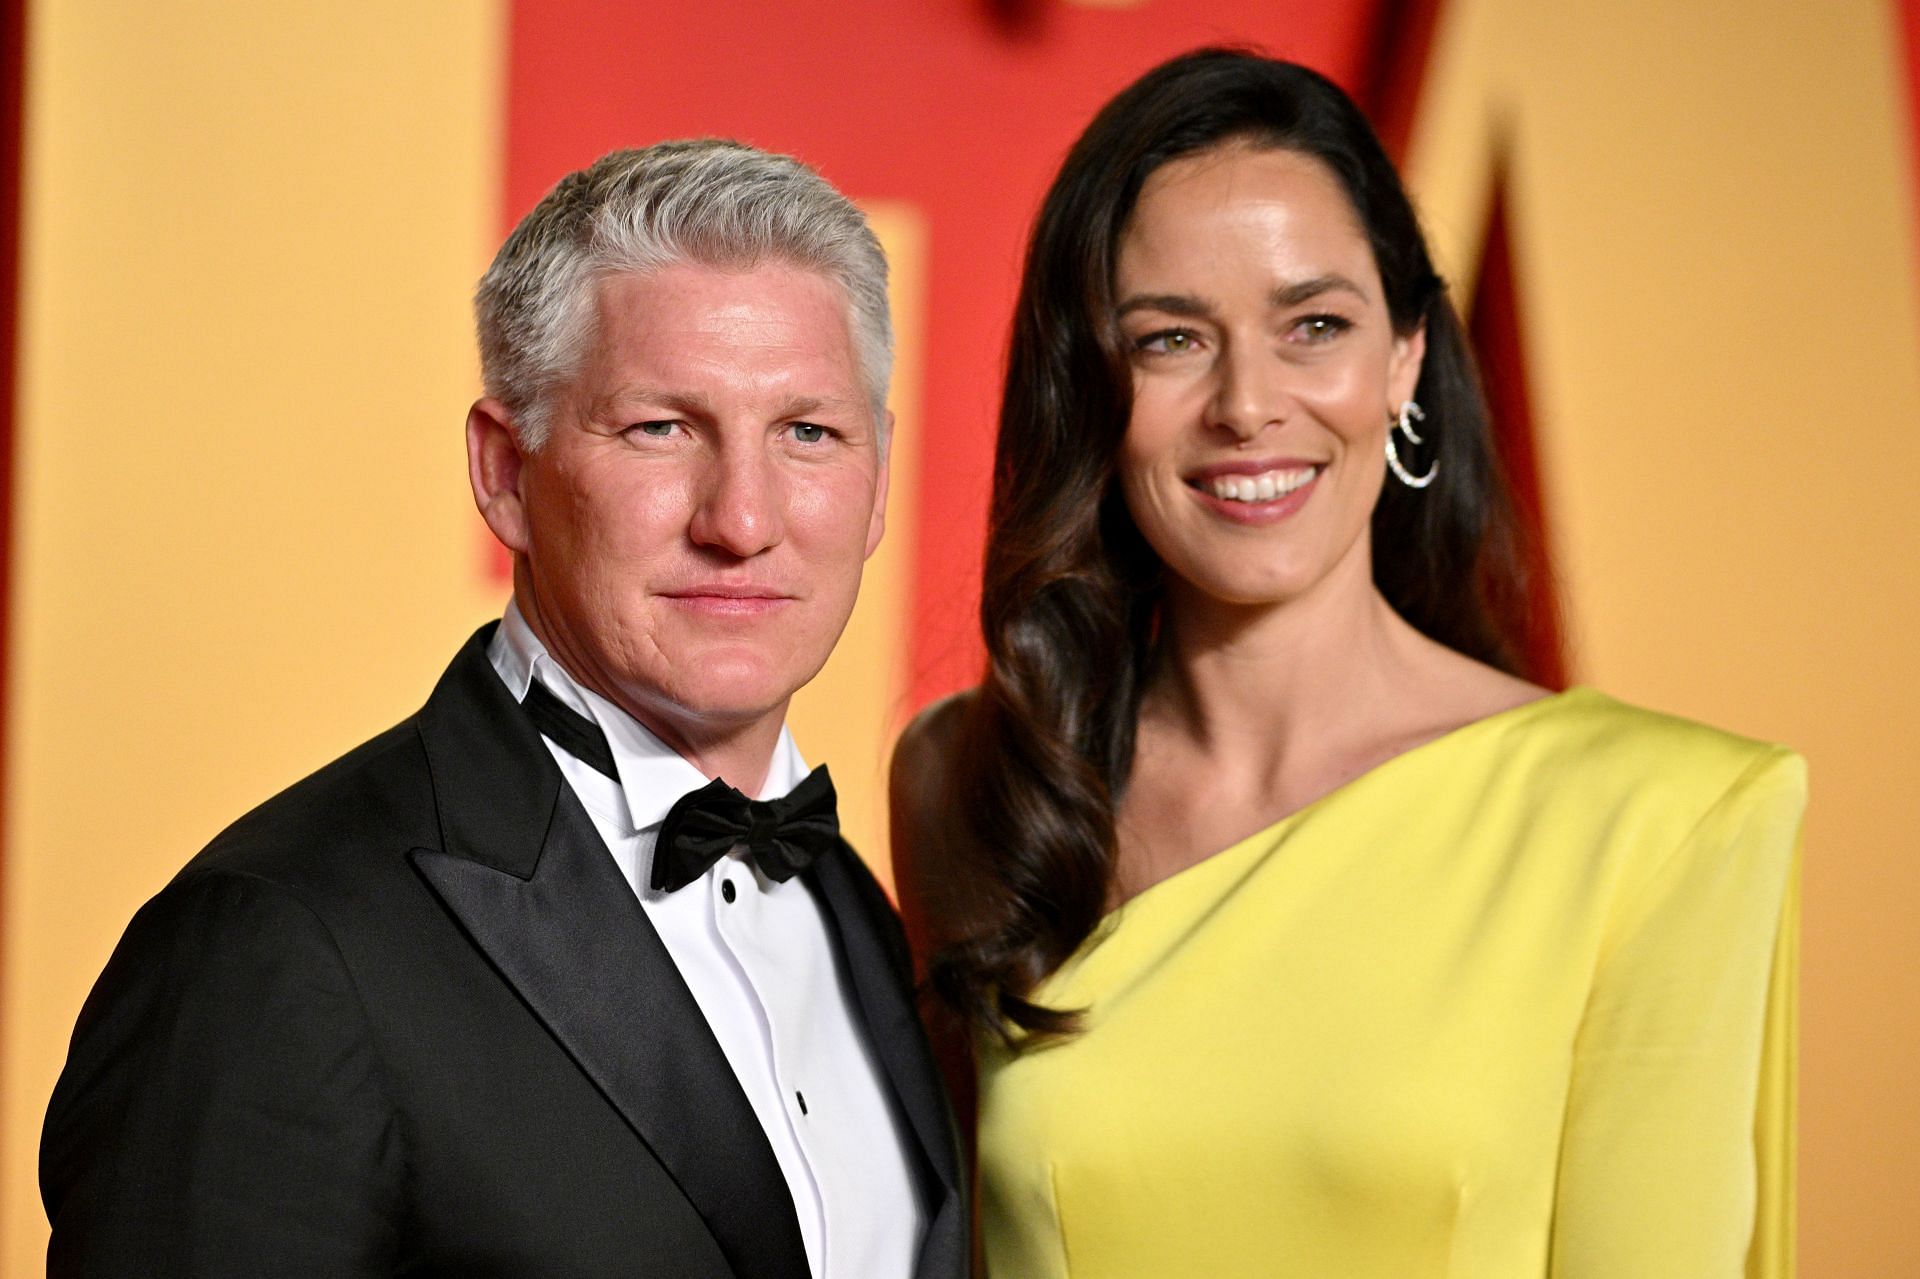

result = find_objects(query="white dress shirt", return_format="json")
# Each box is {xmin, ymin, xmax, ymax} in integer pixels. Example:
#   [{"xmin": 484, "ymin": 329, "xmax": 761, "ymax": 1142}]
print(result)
[{"xmin": 488, "ymin": 603, "xmax": 924, "ymax": 1278}]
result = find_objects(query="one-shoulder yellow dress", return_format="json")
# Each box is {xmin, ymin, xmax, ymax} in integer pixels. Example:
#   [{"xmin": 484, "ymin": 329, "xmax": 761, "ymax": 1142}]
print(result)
[{"xmin": 976, "ymin": 689, "xmax": 1802, "ymax": 1278}]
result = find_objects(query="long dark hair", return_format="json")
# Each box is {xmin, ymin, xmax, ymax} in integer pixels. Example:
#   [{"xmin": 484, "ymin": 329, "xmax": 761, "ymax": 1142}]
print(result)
[{"xmin": 930, "ymin": 49, "xmax": 1538, "ymax": 1040}]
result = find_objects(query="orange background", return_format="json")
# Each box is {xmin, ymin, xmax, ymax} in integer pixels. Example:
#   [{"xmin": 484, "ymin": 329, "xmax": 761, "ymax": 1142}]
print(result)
[{"xmin": 3, "ymin": 1, "xmax": 1917, "ymax": 1271}]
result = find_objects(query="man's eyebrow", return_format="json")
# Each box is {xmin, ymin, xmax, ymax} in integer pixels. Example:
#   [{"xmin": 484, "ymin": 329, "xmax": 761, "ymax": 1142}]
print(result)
[
  {"xmin": 775, "ymin": 393, "xmax": 863, "ymax": 419},
  {"xmin": 593, "ymin": 387, "xmax": 863, "ymax": 420},
  {"xmin": 597, "ymin": 386, "xmax": 713, "ymax": 418}
]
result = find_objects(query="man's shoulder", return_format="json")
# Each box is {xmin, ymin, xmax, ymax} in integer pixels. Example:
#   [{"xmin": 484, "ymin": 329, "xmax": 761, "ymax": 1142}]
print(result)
[{"xmin": 183, "ymin": 713, "xmax": 436, "ymax": 892}]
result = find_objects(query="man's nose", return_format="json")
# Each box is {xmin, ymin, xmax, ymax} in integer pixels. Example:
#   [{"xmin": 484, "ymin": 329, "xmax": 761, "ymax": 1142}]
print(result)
[
  {"xmin": 1206, "ymin": 344, "xmax": 1292, "ymax": 442},
  {"xmin": 688, "ymin": 441, "xmax": 785, "ymax": 556}
]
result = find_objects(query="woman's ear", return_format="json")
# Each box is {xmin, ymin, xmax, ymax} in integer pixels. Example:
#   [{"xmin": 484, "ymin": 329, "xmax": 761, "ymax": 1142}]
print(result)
[{"xmin": 1388, "ymin": 322, "xmax": 1428, "ymax": 409}]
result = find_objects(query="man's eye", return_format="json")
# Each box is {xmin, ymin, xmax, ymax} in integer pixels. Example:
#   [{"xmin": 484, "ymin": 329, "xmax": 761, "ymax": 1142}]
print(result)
[
  {"xmin": 629, "ymin": 421, "xmax": 677, "ymax": 438},
  {"xmin": 792, "ymin": 422, "xmax": 828, "ymax": 443}
]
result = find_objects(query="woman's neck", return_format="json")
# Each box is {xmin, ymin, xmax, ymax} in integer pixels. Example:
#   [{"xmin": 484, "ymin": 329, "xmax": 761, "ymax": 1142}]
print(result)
[{"xmin": 1145, "ymin": 552, "xmax": 1432, "ymax": 781}]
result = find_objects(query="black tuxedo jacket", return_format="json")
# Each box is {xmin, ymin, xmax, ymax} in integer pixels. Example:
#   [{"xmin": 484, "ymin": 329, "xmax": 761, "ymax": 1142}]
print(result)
[{"xmin": 41, "ymin": 626, "xmax": 965, "ymax": 1277}]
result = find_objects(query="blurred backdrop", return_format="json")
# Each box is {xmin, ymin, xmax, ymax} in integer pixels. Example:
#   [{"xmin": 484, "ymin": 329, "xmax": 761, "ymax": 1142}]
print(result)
[{"xmin": 2, "ymin": 0, "xmax": 1916, "ymax": 1270}]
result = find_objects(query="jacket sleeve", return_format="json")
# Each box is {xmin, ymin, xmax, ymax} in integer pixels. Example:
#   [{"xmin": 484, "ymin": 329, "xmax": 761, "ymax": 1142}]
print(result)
[
  {"xmin": 1549, "ymin": 747, "xmax": 1804, "ymax": 1279},
  {"xmin": 41, "ymin": 869, "xmax": 403, "ymax": 1277}
]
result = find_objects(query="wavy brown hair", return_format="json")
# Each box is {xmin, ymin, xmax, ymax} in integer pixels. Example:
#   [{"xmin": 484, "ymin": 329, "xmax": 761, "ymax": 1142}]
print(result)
[{"xmin": 930, "ymin": 49, "xmax": 1541, "ymax": 1041}]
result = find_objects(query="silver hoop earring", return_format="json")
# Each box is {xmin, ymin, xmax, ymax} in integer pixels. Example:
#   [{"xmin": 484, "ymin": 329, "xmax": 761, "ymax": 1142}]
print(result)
[{"xmin": 1385, "ymin": 400, "xmax": 1437, "ymax": 489}]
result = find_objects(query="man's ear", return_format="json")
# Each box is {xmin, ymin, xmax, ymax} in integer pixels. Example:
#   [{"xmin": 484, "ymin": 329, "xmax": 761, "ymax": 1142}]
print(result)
[
  {"xmin": 466, "ymin": 398, "xmax": 532, "ymax": 554},
  {"xmin": 864, "ymin": 410, "xmax": 893, "ymax": 560}
]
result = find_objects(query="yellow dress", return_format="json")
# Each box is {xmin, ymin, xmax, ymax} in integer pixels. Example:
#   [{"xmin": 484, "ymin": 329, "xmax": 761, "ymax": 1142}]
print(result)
[{"xmin": 976, "ymin": 689, "xmax": 1802, "ymax": 1278}]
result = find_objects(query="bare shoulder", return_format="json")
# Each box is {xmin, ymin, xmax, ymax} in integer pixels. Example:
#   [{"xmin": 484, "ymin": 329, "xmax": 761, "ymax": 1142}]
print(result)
[
  {"xmin": 890, "ymin": 689, "xmax": 976, "ymax": 801},
  {"xmin": 888, "ymin": 689, "xmax": 981, "ymax": 960}
]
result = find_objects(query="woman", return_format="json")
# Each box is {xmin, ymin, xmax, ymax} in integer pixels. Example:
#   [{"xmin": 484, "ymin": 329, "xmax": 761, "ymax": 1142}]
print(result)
[{"xmin": 891, "ymin": 49, "xmax": 1799, "ymax": 1278}]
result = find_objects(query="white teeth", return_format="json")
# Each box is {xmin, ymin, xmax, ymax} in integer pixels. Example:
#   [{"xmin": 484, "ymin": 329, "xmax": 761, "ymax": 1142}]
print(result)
[{"xmin": 1205, "ymin": 467, "xmax": 1316, "ymax": 503}]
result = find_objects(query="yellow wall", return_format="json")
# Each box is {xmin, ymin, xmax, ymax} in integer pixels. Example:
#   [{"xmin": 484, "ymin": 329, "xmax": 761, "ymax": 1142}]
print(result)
[
  {"xmin": 1407, "ymin": 0, "xmax": 1920, "ymax": 1269},
  {"xmin": 789, "ymin": 201, "xmax": 927, "ymax": 894},
  {"xmin": 0, "ymin": 2, "xmax": 508, "ymax": 1267}
]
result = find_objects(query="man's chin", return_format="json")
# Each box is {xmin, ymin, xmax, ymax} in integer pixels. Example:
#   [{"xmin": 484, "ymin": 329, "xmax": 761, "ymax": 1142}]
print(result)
[{"xmin": 637, "ymin": 657, "xmax": 821, "ymax": 734}]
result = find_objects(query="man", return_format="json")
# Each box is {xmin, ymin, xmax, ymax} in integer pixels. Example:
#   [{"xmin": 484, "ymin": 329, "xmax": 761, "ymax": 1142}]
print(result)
[{"xmin": 41, "ymin": 140, "xmax": 964, "ymax": 1278}]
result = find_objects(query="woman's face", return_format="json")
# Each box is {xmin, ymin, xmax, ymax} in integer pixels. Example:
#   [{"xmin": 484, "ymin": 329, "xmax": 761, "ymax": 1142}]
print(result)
[{"xmin": 1113, "ymin": 143, "xmax": 1424, "ymax": 615}]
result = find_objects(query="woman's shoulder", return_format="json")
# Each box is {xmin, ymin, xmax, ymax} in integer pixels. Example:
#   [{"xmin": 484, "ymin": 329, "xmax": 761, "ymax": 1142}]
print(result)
[
  {"xmin": 1495, "ymin": 688, "xmax": 1806, "ymax": 893},
  {"xmin": 1521, "ymin": 686, "xmax": 1804, "ymax": 798},
  {"xmin": 1411, "ymin": 689, "xmax": 1804, "ymax": 948},
  {"xmin": 891, "ymin": 688, "xmax": 976, "ymax": 791},
  {"xmin": 888, "ymin": 689, "xmax": 984, "ymax": 953},
  {"xmin": 1417, "ymin": 641, "xmax": 1798, "ymax": 795}
]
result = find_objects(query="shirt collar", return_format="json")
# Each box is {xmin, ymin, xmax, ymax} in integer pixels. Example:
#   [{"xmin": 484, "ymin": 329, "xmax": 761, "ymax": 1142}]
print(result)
[{"xmin": 488, "ymin": 599, "xmax": 809, "ymax": 832}]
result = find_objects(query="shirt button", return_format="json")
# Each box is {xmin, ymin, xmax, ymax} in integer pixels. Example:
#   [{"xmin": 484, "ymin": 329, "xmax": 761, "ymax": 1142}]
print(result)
[{"xmin": 721, "ymin": 879, "xmax": 737, "ymax": 904}]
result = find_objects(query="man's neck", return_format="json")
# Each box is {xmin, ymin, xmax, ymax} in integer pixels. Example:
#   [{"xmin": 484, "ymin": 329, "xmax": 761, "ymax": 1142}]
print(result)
[{"xmin": 620, "ymin": 700, "xmax": 784, "ymax": 798}]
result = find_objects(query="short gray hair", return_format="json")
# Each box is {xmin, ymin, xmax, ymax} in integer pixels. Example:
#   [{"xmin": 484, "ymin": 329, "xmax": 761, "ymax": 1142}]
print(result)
[{"xmin": 475, "ymin": 139, "xmax": 892, "ymax": 449}]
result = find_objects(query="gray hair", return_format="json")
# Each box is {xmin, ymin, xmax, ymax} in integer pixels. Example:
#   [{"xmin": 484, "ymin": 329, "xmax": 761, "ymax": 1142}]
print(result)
[{"xmin": 475, "ymin": 139, "xmax": 892, "ymax": 449}]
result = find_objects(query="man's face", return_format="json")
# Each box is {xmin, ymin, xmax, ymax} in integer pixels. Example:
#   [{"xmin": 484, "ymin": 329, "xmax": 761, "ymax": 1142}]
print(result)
[{"xmin": 471, "ymin": 263, "xmax": 888, "ymax": 744}]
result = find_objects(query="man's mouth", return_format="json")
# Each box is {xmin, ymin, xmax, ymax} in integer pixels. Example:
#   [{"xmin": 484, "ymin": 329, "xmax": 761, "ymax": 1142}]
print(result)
[
  {"xmin": 658, "ymin": 584, "xmax": 796, "ymax": 615},
  {"xmin": 663, "ymin": 585, "xmax": 790, "ymax": 599}
]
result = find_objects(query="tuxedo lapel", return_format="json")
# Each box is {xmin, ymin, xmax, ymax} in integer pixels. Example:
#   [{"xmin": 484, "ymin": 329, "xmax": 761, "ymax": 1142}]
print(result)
[
  {"xmin": 410, "ymin": 628, "xmax": 810, "ymax": 1279},
  {"xmin": 805, "ymin": 843, "xmax": 963, "ymax": 1262}
]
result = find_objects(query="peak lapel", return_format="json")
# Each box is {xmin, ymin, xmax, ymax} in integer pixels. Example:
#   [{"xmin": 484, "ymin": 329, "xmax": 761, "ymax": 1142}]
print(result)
[
  {"xmin": 806, "ymin": 843, "xmax": 964, "ymax": 1264},
  {"xmin": 411, "ymin": 629, "xmax": 809, "ymax": 1279}
]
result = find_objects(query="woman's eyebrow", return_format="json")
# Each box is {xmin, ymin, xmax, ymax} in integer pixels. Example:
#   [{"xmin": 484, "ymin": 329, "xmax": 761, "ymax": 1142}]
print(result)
[
  {"xmin": 1270, "ymin": 273, "xmax": 1368, "ymax": 307},
  {"xmin": 1117, "ymin": 274, "xmax": 1370, "ymax": 319},
  {"xmin": 1115, "ymin": 292, "xmax": 1217, "ymax": 319}
]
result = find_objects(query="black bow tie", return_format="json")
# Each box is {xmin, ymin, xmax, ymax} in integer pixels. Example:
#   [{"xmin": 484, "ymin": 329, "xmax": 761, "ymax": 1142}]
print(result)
[
  {"xmin": 652, "ymin": 767, "xmax": 839, "ymax": 893},
  {"xmin": 520, "ymin": 679, "xmax": 839, "ymax": 893}
]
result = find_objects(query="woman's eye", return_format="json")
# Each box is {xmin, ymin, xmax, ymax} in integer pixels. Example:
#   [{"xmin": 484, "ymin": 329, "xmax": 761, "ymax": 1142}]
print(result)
[
  {"xmin": 1136, "ymin": 329, "xmax": 1199, "ymax": 355},
  {"xmin": 792, "ymin": 422, "xmax": 829, "ymax": 443},
  {"xmin": 1293, "ymin": 315, "xmax": 1352, "ymax": 342}
]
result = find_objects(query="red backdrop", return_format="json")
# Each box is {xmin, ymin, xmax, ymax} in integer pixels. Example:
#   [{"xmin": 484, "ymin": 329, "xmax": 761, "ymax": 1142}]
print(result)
[{"xmin": 502, "ymin": 0, "xmax": 1404, "ymax": 703}]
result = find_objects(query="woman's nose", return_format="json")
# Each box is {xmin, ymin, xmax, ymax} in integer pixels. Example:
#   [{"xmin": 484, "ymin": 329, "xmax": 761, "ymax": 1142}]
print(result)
[{"xmin": 1206, "ymin": 345, "xmax": 1291, "ymax": 442}]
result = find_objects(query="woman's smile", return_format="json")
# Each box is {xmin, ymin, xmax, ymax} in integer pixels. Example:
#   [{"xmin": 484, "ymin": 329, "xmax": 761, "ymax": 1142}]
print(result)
[{"xmin": 1183, "ymin": 459, "xmax": 1324, "ymax": 524}]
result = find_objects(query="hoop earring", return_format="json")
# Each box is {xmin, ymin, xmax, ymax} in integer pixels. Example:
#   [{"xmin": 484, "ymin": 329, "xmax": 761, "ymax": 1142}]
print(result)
[{"xmin": 1385, "ymin": 400, "xmax": 1437, "ymax": 489}]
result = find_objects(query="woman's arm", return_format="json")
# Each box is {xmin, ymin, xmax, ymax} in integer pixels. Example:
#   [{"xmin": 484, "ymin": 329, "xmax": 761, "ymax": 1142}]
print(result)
[
  {"xmin": 890, "ymin": 691, "xmax": 973, "ymax": 975},
  {"xmin": 1550, "ymin": 747, "xmax": 1804, "ymax": 1279},
  {"xmin": 888, "ymin": 692, "xmax": 982, "ymax": 1156}
]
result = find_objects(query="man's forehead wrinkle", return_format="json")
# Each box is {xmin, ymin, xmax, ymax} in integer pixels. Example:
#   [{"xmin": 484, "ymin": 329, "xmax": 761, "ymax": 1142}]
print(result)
[{"xmin": 577, "ymin": 267, "xmax": 872, "ymax": 429}]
